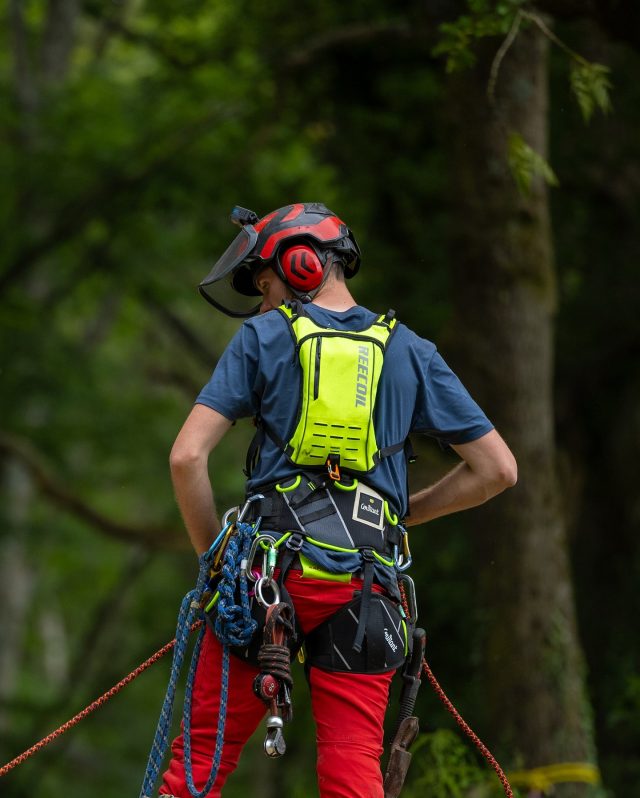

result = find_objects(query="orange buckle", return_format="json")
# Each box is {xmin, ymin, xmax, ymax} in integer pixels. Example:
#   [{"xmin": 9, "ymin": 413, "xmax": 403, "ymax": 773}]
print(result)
[{"xmin": 326, "ymin": 456, "xmax": 341, "ymax": 481}]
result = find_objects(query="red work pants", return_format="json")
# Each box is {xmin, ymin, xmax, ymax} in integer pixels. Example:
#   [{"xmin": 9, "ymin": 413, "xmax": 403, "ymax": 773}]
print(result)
[{"xmin": 160, "ymin": 570, "xmax": 394, "ymax": 798}]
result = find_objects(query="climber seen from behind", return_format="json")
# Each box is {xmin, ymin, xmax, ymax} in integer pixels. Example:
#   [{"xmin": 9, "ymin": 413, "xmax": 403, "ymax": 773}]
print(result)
[{"xmin": 160, "ymin": 202, "xmax": 517, "ymax": 798}]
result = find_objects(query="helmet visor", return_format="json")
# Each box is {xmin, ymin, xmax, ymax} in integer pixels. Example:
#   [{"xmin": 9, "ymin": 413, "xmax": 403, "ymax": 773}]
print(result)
[
  {"xmin": 200, "ymin": 226, "xmax": 258, "ymax": 287},
  {"xmin": 199, "ymin": 226, "xmax": 262, "ymax": 317}
]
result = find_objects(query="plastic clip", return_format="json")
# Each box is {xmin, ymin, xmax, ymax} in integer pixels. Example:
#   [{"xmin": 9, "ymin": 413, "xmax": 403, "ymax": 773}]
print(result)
[{"xmin": 326, "ymin": 454, "xmax": 341, "ymax": 481}]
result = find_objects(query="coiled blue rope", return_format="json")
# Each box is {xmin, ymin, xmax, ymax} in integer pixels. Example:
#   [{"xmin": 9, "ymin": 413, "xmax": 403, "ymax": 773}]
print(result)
[
  {"xmin": 139, "ymin": 521, "xmax": 258, "ymax": 798},
  {"xmin": 214, "ymin": 522, "xmax": 258, "ymax": 647}
]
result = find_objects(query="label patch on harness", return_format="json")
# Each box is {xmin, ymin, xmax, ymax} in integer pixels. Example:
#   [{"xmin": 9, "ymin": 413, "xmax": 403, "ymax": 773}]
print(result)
[{"xmin": 352, "ymin": 483, "xmax": 384, "ymax": 531}]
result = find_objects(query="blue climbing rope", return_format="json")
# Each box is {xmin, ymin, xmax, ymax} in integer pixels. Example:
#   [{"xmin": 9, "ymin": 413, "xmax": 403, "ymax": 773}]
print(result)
[
  {"xmin": 139, "ymin": 521, "xmax": 259, "ymax": 798},
  {"xmin": 214, "ymin": 522, "xmax": 259, "ymax": 647}
]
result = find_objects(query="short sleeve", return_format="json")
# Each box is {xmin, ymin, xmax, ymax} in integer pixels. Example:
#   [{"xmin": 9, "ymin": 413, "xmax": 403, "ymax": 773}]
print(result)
[
  {"xmin": 412, "ymin": 350, "xmax": 494, "ymax": 445},
  {"xmin": 195, "ymin": 323, "xmax": 260, "ymax": 421}
]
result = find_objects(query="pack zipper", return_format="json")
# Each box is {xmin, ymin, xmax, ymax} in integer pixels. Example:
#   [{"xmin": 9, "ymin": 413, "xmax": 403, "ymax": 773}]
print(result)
[{"xmin": 314, "ymin": 337, "xmax": 322, "ymax": 399}]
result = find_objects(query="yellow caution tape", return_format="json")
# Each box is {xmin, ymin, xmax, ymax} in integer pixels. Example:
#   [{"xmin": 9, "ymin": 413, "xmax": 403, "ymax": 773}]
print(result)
[{"xmin": 507, "ymin": 762, "xmax": 600, "ymax": 791}]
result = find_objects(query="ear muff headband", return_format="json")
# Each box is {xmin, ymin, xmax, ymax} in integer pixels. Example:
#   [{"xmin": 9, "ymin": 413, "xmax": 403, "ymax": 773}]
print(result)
[{"xmin": 278, "ymin": 245, "xmax": 324, "ymax": 291}]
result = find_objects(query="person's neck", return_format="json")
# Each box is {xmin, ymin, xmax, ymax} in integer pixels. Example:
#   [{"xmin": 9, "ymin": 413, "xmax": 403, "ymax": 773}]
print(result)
[{"xmin": 310, "ymin": 283, "xmax": 357, "ymax": 312}]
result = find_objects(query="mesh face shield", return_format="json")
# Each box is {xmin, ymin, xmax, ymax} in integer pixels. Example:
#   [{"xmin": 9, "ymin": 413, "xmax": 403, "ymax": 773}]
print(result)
[{"xmin": 198, "ymin": 226, "xmax": 263, "ymax": 317}]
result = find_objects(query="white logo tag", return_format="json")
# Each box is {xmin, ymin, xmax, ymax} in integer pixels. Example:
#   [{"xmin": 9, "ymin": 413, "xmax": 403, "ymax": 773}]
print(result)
[{"xmin": 352, "ymin": 483, "xmax": 385, "ymax": 531}]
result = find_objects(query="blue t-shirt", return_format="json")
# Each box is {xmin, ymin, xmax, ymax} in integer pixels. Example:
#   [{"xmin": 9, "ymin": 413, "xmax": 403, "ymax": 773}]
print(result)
[{"xmin": 196, "ymin": 304, "xmax": 493, "ymax": 516}]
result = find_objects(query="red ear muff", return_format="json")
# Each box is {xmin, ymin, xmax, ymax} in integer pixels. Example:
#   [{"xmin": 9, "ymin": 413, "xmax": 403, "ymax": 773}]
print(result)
[{"xmin": 279, "ymin": 245, "xmax": 324, "ymax": 291}]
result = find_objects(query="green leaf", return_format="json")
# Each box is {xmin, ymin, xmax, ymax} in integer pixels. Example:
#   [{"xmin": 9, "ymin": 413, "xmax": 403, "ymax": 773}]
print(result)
[
  {"xmin": 508, "ymin": 132, "xmax": 559, "ymax": 194},
  {"xmin": 403, "ymin": 729, "xmax": 489, "ymax": 798},
  {"xmin": 432, "ymin": 0, "xmax": 526, "ymax": 73},
  {"xmin": 570, "ymin": 62, "xmax": 613, "ymax": 122}
]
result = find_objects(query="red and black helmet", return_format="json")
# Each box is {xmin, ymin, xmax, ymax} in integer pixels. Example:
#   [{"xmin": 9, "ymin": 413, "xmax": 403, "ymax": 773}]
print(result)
[{"xmin": 199, "ymin": 203, "xmax": 361, "ymax": 317}]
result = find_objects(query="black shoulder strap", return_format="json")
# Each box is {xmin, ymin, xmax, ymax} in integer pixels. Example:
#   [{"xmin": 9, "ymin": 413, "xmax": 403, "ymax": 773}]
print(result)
[
  {"xmin": 244, "ymin": 416, "xmax": 265, "ymax": 478},
  {"xmin": 244, "ymin": 412, "xmax": 293, "ymax": 478}
]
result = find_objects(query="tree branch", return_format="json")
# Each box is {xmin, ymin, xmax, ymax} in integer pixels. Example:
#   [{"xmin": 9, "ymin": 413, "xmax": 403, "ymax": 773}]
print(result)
[
  {"xmin": 533, "ymin": 0, "xmax": 640, "ymax": 51},
  {"xmin": 142, "ymin": 295, "xmax": 220, "ymax": 370},
  {"xmin": 283, "ymin": 20, "xmax": 417, "ymax": 68},
  {"xmin": 0, "ymin": 432, "xmax": 184, "ymax": 550},
  {"xmin": 0, "ymin": 103, "xmax": 243, "ymax": 297}
]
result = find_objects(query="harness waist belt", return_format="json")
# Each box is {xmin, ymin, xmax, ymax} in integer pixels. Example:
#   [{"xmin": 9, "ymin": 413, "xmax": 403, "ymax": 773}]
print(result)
[{"xmin": 245, "ymin": 475, "xmax": 401, "ymax": 558}]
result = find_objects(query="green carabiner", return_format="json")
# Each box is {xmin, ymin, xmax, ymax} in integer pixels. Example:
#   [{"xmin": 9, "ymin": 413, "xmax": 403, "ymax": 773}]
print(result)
[{"xmin": 266, "ymin": 545, "xmax": 277, "ymax": 579}]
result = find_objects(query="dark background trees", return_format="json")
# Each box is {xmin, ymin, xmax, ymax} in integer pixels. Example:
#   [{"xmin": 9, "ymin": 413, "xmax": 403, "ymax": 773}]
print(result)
[{"xmin": 1, "ymin": 1, "xmax": 638, "ymax": 796}]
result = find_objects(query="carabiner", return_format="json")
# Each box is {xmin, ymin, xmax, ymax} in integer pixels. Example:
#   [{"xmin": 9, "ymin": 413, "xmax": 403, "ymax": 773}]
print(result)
[
  {"xmin": 396, "ymin": 526, "xmax": 413, "ymax": 572},
  {"xmin": 221, "ymin": 505, "xmax": 239, "ymax": 529},
  {"xmin": 204, "ymin": 521, "xmax": 233, "ymax": 565},
  {"xmin": 264, "ymin": 541, "xmax": 278, "ymax": 582},
  {"xmin": 237, "ymin": 493, "xmax": 265, "ymax": 524},
  {"xmin": 255, "ymin": 576, "xmax": 281, "ymax": 608},
  {"xmin": 246, "ymin": 534, "xmax": 279, "ymax": 583}
]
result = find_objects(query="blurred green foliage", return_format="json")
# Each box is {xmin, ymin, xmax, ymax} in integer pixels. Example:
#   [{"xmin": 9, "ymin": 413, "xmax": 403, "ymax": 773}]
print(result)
[{"xmin": 1, "ymin": 2, "xmax": 639, "ymax": 797}]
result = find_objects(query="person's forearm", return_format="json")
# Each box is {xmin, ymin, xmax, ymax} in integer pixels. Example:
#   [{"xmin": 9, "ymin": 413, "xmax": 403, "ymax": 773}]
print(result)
[
  {"xmin": 170, "ymin": 455, "xmax": 222, "ymax": 555},
  {"xmin": 406, "ymin": 461, "xmax": 510, "ymax": 527}
]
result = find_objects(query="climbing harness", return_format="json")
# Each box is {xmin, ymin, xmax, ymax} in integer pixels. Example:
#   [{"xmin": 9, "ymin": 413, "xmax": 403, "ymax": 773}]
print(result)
[
  {"xmin": 1, "ymin": 530, "xmax": 517, "ymax": 798},
  {"xmin": 2, "ymin": 488, "xmax": 518, "ymax": 798}
]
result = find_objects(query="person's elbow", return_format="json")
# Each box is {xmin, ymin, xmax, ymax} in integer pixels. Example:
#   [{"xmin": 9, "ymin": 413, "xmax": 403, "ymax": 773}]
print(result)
[
  {"xmin": 490, "ymin": 450, "xmax": 518, "ymax": 492},
  {"xmin": 169, "ymin": 439, "xmax": 208, "ymax": 475}
]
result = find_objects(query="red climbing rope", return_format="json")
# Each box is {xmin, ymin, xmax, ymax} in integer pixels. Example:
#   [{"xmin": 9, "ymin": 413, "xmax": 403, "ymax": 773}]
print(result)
[
  {"xmin": 397, "ymin": 579, "xmax": 513, "ymax": 798},
  {"xmin": 421, "ymin": 657, "xmax": 514, "ymax": 798},
  {"xmin": 0, "ymin": 620, "xmax": 203, "ymax": 779}
]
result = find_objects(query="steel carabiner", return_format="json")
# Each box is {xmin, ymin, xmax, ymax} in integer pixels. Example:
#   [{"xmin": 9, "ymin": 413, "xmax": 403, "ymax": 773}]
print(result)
[
  {"xmin": 396, "ymin": 526, "xmax": 413, "ymax": 572},
  {"xmin": 245, "ymin": 533, "xmax": 279, "ymax": 583},
  {"xmin": 255, "ymin": 576, "xmax": 281, "ymax": 608},
  {"xmin": 237, "ymin": 493, "xmax": 265, "ymax": 524}
]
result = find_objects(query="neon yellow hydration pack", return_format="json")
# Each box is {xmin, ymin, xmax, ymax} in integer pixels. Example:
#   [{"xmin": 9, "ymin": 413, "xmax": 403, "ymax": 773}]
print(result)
[{"xmin": 277, "ymin": 302, "xmax": 399, "ymax": 476}]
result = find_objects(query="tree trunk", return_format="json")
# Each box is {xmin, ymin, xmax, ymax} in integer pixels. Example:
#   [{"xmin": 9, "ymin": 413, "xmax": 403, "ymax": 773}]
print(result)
[
  {"xmin": 41, "ymin": 0, "xmax": 79, "ymax": 85},
  {"xmin": 444, "ymin": 27, "xmax": 598, "ymax": 795},
  {"xmin": 0, "ymin": 460, "xmax": 36, "ymax": 735}
]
